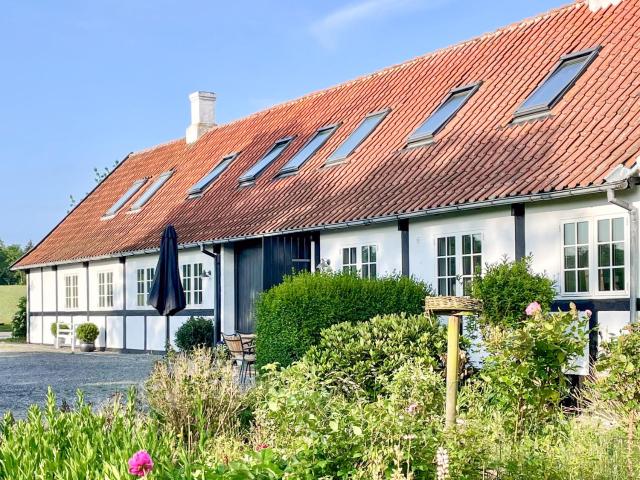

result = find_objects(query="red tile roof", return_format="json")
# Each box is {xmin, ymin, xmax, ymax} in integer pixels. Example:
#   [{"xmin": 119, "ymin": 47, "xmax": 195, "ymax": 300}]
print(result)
[{"xmin": 16, "ymin": 0, "xmax": 640, "ymax": 268}]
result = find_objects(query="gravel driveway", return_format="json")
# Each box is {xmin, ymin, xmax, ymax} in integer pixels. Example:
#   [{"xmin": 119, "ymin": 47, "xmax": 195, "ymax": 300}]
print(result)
[{"xmin": 0, "ymin": 343, "xmax": 161, "ymax": 417}]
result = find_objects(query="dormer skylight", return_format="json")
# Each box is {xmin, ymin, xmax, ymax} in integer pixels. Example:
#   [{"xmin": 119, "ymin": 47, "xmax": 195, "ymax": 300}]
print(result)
[
  {"xmin": 326, "ymin": 109, "xmax": 388, "ymax": 165},
  {"xmin": 102, "ymin": 178, "xmax": 147, "ymax": 219},
  {"xmin": 239, "ymin": 137, "xmax": 293, "ymax": 185},
  {"xmin": 407, "ymin": 83, "xmax": 480, "ymax": 147},
  {"xmin": 277, "ymin": 125, "xmax": 338, "ymax": 176},
  {"xmin": 514, "ymin": 47, "xmax": 600, "ymax": 121},
  {"xmin": 188, "ymin": 153, "xmax": 237, "ymax": 197},
  {"xmin": 130, "ymin": 171, "xmax": 173, "ymax": 211}
]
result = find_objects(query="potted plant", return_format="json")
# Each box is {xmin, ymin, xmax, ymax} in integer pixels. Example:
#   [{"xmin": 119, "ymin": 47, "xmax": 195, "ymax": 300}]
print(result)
[{"xmin": 76, "ymin": 323, "xmax": 100, "ymax": 352}]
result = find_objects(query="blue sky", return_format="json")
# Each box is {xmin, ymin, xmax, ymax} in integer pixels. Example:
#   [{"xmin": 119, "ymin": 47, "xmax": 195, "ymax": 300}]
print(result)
[{"xmin": 0, "ymin": 0, "xmax": 567, "ymax": 247}]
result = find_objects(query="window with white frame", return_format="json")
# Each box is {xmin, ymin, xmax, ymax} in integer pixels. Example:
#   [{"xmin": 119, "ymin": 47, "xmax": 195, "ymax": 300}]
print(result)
[
  {"xmin": 437, "ymin": 236, "xmax": 457, "ymax": 295},
  {"xmin": 560, "ymin": 217, "xmax": 626, "ymax": 294},
  {"xmin": 98, "ymin": 271, "xmax": 113, "ymax": 308},
  {"xmin": 461, "ymin": 234, "xmax": 482, "ymax": 295},
  {"xmin": 597, "ymin": 217, "xmax": 625, "ymax": 292},
  {"xmin": 563, "ymin": 221, "xmax": 589, "ymax": 293},
  {"xmin": 342, "ymin": 247, "xmax": 357, "ymax": 275},
  {"xmin": 361, "ymin": 245, "xmax": 377, "ymax": 279},
  {"xmin": 181, "ymin": 263, "xmax": 204, "ymax": 305},
  {"xmin": 64, "ymin": 274, "xmax": 79, "ymax": 309},
  {"xmin": 136, "ymin": 268, "xmax": 155, "ymax": 306}
]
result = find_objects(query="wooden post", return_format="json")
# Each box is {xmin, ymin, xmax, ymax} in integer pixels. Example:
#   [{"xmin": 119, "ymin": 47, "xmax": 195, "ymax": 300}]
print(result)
[{"xmin": 445, "ymin": 314, "xmax": 460, "ymax": 428}]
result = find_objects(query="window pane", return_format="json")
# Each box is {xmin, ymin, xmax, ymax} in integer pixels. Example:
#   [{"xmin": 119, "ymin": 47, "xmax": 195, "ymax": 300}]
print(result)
[
  {"xmin": 239, "ymin": 139, "xmax": 291, "ymax": 183},
  {"xmin": 564, "ymin": 247, "xmax": 576, "ymax": 269},
  {"xmin": 410, "ymin": 89, "xmax": 473, "ymax": 140},
  {"xmin": 473, "ymin": 255, "xmax": 482, "ymax": 274},
  {"xmin": 463, "ymin": 278, "xmax": 471, "ymax": 296},
  {"xmin": 463, "ymin": 256, "xmax": 471, "ymax": 276},
  {"xmin": 577, "ymin": 270, "xmax": 589, "ymax": 292},
  {"xmin": 437, "ymin": 258, "xmax": 446, "ymax": 276},
  {"xmin": 564, "ymin": 223, "xmax": 576, "ymax": 246},
  {"xmin": 279, "ymin": 127, "xmax": 336, "ymax": 174},
  {"xmin": 598, "ymin": 219, "xmax": 610, "ymax": 243},
  {"xmin": 370, "ymin": 264, "xmax": 377, "ymax": 279},
  {"xmin": 577, "ymin": 222, "xmax": 589, "ymax": 244},
  {"xmin": 361, "ymin": 246, "xmax": 369, "ymax": 263},
  {"xmin": 438, "ymin": 279, "xmax": 446, "ymax": 295},
  {"xmin": 577, "ymin": 245, "xmax": 589, "ymax": 268},
  {"xmin": 462, "ymin": 235, "xmax": 471, "ymax": 255},
  {"xmin": 448, "ymin": 278, "xmax": 456, "ymax": 296},
  {"xmin": 437, "ymin": 237, "xmax": 446, "ymax": 256},
  {"xmin": 105, "ymin": 179, "xmax": 147, "ymax": 217},
  {"xmin": 362, "ymin": 265, "xmax": 369, "ymax": 278},
  {"xmin": 327, "ymin": 111, "xmax": 387, "ymax": 163},
  {"xmin": 189, "ymin": 154, "xmax": 236, "ymax": 194},
  {"xmin": 599, "ymin": 269, "xmax": 611, "ymax": 291},
  {"xmin": 518, "ymin": 54, "xmax": 592, "ymax": 112},
  {"xmin": 350, "ymin": 248, "xmax": 357, "ymax": 264},
  {"xmin": 370, "ymin": 246, "xmax": 377, "ymax": 262},
  {"xmin": 613, "ymin": 268, "xmax": 625, "ymax": 291},
  {"xmin": 447, "ymin": 237, "xmax": 456, "ymax": 255},
  {"xmin": 343, "ymin": 248, "xmax": 349, "ymax": 265},
  {"xmin": 130, "ymin": 172, "xmax": 173, "ymax": 210},
  {"xmin": 612, "ymin": 217, "xmax": 624, "ymax": 242},
  {"xmin": 473, "ymin": 234, "xmax": 482, "ymax": 254},
  {"xmin": 564, "ymin": 271, "xmax": 576, "ymax": 293},
  {"xmin": 598, "ymin": 244, "xmax": 611, "ymax": 267},
  {"xmin": 613, "ymin": 243, "xmax": 624, "ymax": 266},
  {"xmin": 448, "ymin": 257, "xmax": 456, "ymax": 276}
]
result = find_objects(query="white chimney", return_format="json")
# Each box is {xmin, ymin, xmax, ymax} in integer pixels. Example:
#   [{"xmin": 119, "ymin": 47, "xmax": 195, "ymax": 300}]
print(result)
[
  {"xmin": 186, "ymin": 91, "xmax": 216, "ymax": 144},
  {"xmin": 587, "ymin": 0, "xmax": 622, "ymax": 12}
]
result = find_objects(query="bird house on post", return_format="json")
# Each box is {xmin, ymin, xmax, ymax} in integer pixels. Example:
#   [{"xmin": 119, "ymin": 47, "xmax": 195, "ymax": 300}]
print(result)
[{"xmin": 424, "ymin": 296, "xmax": 482, "ymax": 428}]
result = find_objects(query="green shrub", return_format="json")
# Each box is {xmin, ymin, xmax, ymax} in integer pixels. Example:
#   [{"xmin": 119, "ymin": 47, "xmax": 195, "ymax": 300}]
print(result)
[
  {"xmin": 76, "ymin": 322, "xmax": 99, "ymax": 343},
  {"xmin": 174, "ymin": 316, "xmax": 214, "ymax": 352},
  {"xmin": 303, "ymin": 313, "xmax": 447, "ymax": 399},
  {"xmin": 255, "ymin": 272, "xmax": 431, "ymax": 369},
  {"xmin": 471, "ymin": 256, "xmax": 556, "ymax": 328},
  {"xmin": 50, "ymin": 322, "xmax": 69, "ymax": 336},
  {"xmin": 11, "ymin": 296, "xmax": 26, "ymax": 338}
]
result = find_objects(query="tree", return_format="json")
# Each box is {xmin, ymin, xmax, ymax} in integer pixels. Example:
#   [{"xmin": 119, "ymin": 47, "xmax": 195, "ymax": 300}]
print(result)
[{"xmin": 0, "ymin": 240, "xmax": 29, "ymax": 285}]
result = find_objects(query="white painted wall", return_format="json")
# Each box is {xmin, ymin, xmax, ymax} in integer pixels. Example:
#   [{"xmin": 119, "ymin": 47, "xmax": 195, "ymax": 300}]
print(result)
[
  {"xmin": 320, "ymin": 223, "xmax": 403, "ymax": 277},
  {"xmin": 28, "ymin": 269, "xmax": 42, "ymax": 312},
  {"xmin": 146, "ymin": 316, "xmax": 166, "ymax": 351},
  {"xmin": 42, "ymin": 268, "xmax": 56, "ymax": 311},
  {"xmin": 410, "ymin": 207, "xmax": 515, "ymax": 291},
  {"xmin": 57, "ymin": 264, "xmax": 88, "ymax": 312},
  {"xmin": 126, "ymin": 316, "xmax": 145, "ymax": 350},
  {"xmin": 88, "ymin": 259, "xmax": 124, "ymax": 311}
]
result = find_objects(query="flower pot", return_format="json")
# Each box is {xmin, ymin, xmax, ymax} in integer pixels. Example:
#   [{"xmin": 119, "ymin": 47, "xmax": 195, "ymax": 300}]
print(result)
[{"xmin": 80, "ymin": 342, "xmax": 95, "ymax": 352}]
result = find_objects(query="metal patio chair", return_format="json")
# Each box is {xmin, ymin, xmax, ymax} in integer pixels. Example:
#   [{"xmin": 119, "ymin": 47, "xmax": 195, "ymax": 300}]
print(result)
[{"xmin": 222, "ymin": 334, "xmax": 255, "ymax": 383}]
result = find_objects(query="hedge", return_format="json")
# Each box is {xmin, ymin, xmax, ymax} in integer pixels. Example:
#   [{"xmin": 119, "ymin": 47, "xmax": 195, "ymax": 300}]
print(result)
[{"xmin": 255, "ymin": 271, "xmax": 431, "ymax": 369}]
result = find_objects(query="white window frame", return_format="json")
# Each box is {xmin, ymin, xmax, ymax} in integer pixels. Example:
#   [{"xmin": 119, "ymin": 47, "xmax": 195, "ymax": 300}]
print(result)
[
  {"xmin": 559, "ymin": 215, "xmax": 629, "ymax": 297},
  {"xmin": 340, "ymin": 244, "xmax": 379, "ymax": 278},
  {"xmin": 136, "ymin": 267, "xmax": 156, "ymax": 307},
  {"xmin": 434, "ymin": 232, "xmax": 483, "ymax": 297},
  {"xmin": 64, "ymin": 274, "xmax": 79, "ymax": 310},
  {"xmin": 97, "ymin": 271, "xmax": 114, "ymax": 308},
  {"xmin": 181, "ymin": 263, "xmax": 204, "ymax": 306}
]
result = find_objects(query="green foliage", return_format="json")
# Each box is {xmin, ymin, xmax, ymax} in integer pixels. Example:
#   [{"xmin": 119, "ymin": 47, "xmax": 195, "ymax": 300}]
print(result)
[
  {"xmin": 0, "ymin": 240, "xmax": 31, "ymax": 286},
  {"xmin": 11, "ymin": 296, "xmax": 26, "ymax": 338},
  {"xmin": 255, "ymin": 271, "xmax": 431, "ymax": 369},
  {"xmin": 302, "ymin": 313, "xmax": 447, "ymax": 400},
  {"xmin": 471, "ymin": 257, "xmax": 556, "ymax": 328},
  {"xmin": 174, "ymin": 316, "xmax": 215, "ymax": 351},
  {"xmin": 76, "ymin": 323, "xmax": 99, "ymax": 343},
  {"xmin": 475, "ymin": 303, "xmax": 588, "ymax": 435},
  {"xmin": 50, "ymin": 322, "xmax": 69, "ymax": 336}
]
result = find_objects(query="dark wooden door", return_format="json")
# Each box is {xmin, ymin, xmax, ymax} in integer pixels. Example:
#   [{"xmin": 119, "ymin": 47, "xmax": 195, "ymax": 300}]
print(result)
[{"xmin": 235, "ymin": 240, "xmax": 263, "ymax": 333}]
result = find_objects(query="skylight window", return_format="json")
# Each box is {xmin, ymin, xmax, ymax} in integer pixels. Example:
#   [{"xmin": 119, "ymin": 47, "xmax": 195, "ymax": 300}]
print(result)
[
  {"xmin": 407, "ymin": 84, "xmax": 480, "ymax": 146},
  {"xmin": 239, "ymin": 138, "xmax": 293, "ymax": 185},
  {"xmin": 103, "ymin": 179, "xmax": 147, "ymax": 218},
  {"xmin": 514, "ymin": 47, "xmax": 600, "ymax": 119},
  {"xmin": 326, "ymin": 109, "xmax": 388, "ymax": 164},
  {"xmin": 130, "ymin": 171, "xmax": 173, "ymax": 211},
  {"xmin": 277, "ymin": 125, "xmax": 338, "ymax": 176},
  {"xmin": 188, "ymin": 153, "xmax": 237, "ymax": 196}
]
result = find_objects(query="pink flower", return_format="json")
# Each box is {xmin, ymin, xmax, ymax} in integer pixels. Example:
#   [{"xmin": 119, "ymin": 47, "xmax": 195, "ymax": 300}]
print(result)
[
  {"xmin": 585, "ymin": 309, "xmax": 593, "ymax": 318},
  {"xmin": 128, "ymin": 450, "xmax": 154, "ymax": 477},
  {"xmin": 255, "ymin": 443, "xmax": 269, "ymax": 451},
  {"xmin": 406, "ymin": 403, "xmax": 419, "ymax": 415},
  {"xmin": 525, "ymin": 302, "xmax": 542, "ymax": 316}
]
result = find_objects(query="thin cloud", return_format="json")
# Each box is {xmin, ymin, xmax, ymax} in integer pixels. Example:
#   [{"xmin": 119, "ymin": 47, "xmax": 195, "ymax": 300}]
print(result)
[{"xmin": 310, "ymin": 0, "xmax": 448, "ymax": 48}]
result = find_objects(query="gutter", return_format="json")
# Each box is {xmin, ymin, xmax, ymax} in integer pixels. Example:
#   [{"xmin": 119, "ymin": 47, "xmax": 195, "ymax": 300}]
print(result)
[
  {"xmin": 199, "ymin": 245, "xmax": 222, "ymax": 342},
  {"xmin": 12, "ymin": 180, "xmax": 629, "ymax": 271}
]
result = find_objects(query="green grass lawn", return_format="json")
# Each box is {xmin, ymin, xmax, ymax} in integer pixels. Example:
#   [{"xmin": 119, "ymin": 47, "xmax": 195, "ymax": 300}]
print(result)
[{"xmin": 0, "ymin": 285, "xmax": 26, "ymax": 331}]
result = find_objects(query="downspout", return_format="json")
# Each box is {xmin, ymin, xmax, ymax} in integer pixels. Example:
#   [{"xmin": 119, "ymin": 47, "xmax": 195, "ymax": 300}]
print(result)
[
  {"xmin": 607, "ymin": 187, "xmax": 638, "ymax": 323},
  {"xmin": 200, "ymin": 244, "xmax": 221, "ymax": 343}
]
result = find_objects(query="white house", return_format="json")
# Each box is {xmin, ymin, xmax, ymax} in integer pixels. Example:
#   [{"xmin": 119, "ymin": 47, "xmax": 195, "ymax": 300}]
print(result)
[{"xmin": 12, "ymin": 0, "xmax": 640, "ymax": 370}]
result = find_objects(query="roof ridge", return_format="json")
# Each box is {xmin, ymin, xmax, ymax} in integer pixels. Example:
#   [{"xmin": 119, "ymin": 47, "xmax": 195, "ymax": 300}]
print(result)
[{"xmin": 207, "ymin": 1, "xmax": 582, "ymax": 132}]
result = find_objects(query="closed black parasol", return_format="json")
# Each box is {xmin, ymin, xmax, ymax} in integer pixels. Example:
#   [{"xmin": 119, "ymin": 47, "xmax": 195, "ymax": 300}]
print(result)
[{"xmin": 148, "ymin": 225, "xmax": 186, "ymax": 348}]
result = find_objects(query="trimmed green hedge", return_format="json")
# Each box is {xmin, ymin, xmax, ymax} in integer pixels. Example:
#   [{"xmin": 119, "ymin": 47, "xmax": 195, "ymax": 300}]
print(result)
[{"xmin": 255, "ymin": 272, "xmax": 431, "ymax": 369}]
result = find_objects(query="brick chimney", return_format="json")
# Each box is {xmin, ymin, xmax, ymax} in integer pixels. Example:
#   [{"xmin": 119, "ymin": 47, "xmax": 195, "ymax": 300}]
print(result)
[
  {"xmin": 587, "ymin": 0, "xmax": 622, "ymax": 12},
  {"xmin": 186, "ymin": 91, "xmax": 216, "ymax": 144}
]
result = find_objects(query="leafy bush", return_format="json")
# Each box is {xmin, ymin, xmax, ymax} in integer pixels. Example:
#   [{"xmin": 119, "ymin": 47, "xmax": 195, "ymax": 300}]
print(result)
[
  {"xmin": 175, "ymin": 316, "xmax": 214, "ymax": 351},
  {"xmin": 76, "ymin": 322, "xmax": 100, "ymax": 343},
  {"xmin": 255, "ymin": 272, "xmax": 431, "ymax": 368},
  {"xmin": 145, "ymin": 347, "xmax": 246, "ymax": 444},
  {"xmin": 50, "ymin": 322, "xmax": 69, "ymax": 336},
  {"xmin": 471, "ymin": 256, "xmax": 556, "ymax": 328},
  {"xmin": 11, "ymin": 296, "xmax": 26, "ymax": 338},
  {"xmin": 302, "ymin": 313, "xmax": 447, "ymax": 399}
]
